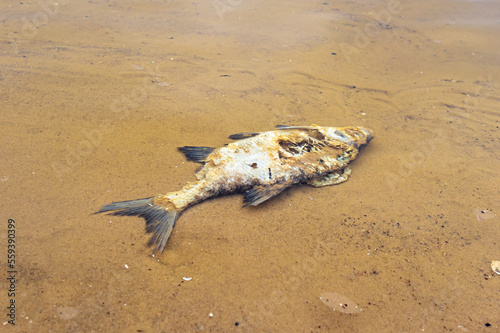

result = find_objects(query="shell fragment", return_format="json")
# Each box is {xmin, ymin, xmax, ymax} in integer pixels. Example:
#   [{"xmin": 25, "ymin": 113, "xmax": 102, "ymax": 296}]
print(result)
[{"xmin": 491, "ymin": 261, "xmax": 500, "ymax": 275}]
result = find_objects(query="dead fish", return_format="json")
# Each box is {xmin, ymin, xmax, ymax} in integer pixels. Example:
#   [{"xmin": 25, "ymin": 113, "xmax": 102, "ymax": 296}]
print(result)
[{"xmin": 95, "ymin": 124, "xmax": 374, "ymax": 255}]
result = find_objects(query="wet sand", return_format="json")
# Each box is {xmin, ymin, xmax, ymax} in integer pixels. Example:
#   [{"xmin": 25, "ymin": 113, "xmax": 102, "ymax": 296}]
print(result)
[{"xmin": 1, "ymin": 0, "xmax": 499, "ymax": 331}]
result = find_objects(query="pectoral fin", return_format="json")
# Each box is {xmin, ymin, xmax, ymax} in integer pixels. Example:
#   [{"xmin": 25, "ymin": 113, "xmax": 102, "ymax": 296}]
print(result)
[
  {"xmin": 307, "ymin": 167, "xmax": 352, "ymax": 187},
  {"xmin": 243, "ymin": 183, "xmax": 290, "ymax": 207}
]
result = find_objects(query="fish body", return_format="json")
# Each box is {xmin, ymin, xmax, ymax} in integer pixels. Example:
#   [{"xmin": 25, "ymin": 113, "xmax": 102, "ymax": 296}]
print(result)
[{"xmin": 96, "ymin": 124, "xmax": 374, "ymax": 255}]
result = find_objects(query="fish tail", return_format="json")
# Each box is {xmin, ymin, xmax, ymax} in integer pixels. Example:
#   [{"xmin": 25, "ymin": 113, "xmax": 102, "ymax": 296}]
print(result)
[{"xmin": 95, "ymin": 197, "xmax": 183, "ymax": 255}]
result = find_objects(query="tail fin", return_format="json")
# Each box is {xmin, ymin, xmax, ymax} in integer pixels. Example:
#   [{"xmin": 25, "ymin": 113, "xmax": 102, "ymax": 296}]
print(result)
[{"xmin": 95, "ymin": 197, "xmax": 182, "ymax": 255}]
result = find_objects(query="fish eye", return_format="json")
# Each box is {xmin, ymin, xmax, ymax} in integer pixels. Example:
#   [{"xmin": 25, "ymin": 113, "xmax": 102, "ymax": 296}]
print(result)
[{"xmin": 334, "ymin": 130, "xmax": 346, "ymax": 138}]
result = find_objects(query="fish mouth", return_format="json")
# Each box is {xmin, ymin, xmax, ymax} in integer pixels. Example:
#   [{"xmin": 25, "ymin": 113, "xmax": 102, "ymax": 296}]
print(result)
[
  {"xmin": 355, "ymin": 127, "xmax": 374, "ymax": 149},
  {"xmin": 332, "ymin": 127, "xmax": 374, "ymax": 147},
  {"xmin": 361, "ymin": 128, "xmax": 374, "ymax": 143}
]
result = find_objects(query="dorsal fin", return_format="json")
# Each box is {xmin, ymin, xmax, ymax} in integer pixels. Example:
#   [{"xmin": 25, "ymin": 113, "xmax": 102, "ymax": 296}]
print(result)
[
  {"xmin": 177, "ymin": 146, "xmax": 215, "ymax": 163},
  {"xmin": 228, "ymin": 132, "xmax": 260, "ymax": 140},
  {"xmin": 276, "ymin": 125, "xmax": 318, "ymax": 130}
]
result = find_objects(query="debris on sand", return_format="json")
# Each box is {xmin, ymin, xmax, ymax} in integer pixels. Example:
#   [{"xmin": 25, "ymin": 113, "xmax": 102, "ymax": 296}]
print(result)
[{"xmin": 319, "ymin": 292, "xmax": 362, "ymax": 314}]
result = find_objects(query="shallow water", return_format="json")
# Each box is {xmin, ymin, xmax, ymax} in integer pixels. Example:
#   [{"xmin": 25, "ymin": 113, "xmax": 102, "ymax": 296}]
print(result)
[{"xmin": 1, "ymin": 0, "xmax": 499, "ymax": 331}]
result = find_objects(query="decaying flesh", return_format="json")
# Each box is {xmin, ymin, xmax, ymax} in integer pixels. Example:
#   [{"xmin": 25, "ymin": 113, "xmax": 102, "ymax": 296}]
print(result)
[{"xmin": 95, "ymin": 124, "xmax": 374, "ymax": 255}]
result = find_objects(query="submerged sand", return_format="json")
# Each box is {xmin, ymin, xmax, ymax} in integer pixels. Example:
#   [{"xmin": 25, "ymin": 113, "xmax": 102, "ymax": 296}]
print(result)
[{"xmin": 1, "ymin": 0, "xmax": 499, "ymax": 331}]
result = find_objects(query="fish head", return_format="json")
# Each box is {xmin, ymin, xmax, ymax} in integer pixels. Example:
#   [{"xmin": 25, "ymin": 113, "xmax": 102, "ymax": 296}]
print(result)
[{"xmin": 319, "ymin": 126, "xmax": 374, "ymax": 149}]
